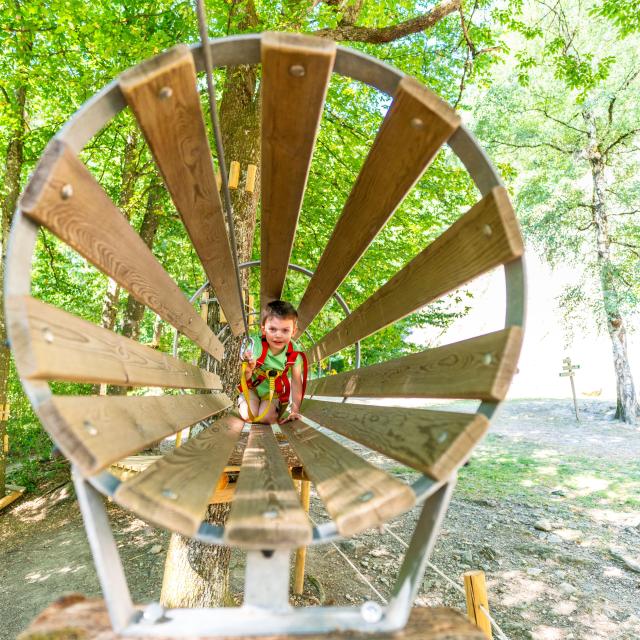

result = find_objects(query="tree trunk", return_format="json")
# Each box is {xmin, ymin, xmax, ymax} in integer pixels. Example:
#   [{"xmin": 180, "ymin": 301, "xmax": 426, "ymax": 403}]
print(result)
[
  {"xmin": 160, "ymin": 57, "xmax": 261, "ymax": 608},
  {"xmin": 0, "ymin": 84, "xmax": 28, "ymax": 498},
  {"xmin": 584, "ymin": 109, "xmax": 638, "ymax": 424}
]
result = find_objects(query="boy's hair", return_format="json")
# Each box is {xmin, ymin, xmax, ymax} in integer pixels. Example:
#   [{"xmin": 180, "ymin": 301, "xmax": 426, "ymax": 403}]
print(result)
[{"xmin": 261, "ymin": 300, "xmax": 298, "ymax": 324}]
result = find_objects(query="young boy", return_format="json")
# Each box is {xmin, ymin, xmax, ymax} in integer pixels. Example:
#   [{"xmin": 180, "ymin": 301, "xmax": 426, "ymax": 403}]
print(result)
[{"xmin": 238, "ymin": 300, "xmax": 306, "ymax": 424}]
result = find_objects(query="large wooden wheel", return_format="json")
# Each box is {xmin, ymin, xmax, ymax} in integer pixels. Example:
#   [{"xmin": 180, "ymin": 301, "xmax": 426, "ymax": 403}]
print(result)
[{"xmin": 6, "ymin": 32, "xmax": 525, "ymax": 637}]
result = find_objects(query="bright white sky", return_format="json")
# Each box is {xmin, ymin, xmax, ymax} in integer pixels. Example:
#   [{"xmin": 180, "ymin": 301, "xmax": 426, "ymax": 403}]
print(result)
[{"xmin": 412, "ymin": 247, "xmax": 640, "ymax": 400}]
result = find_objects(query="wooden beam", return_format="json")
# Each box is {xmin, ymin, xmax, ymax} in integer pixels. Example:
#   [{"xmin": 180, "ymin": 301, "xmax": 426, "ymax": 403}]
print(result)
[
  {"xmin": 19, "ymin": 139, "xmax": 223, "ymax": 359},
  {"xmin": 280, "ymin": 420, "xmax": 415, "ymax": 537},
  {"xmin": 295, "ymin": 76, "xmax": 460, "ymax": 336},
  {"xmin": 224, "ymin": 425, "xmax": 312, "ymax": 549},
  {"xmin": 306, "ymin": 327, "xmax": 523, "ymax": 402},
  {"xmin": 119, "ymin": 45, "xmax": 245, "ymax": 336},
  {"xmin": 301, "ymin": 399, "xmax": 488, "ymax": 480},
  {"xmin": 308, "ymin": 187, "xmax": 523, "ymax": 361},
  {"xmin": 260, "ymin": 33, "xmax": 336, "ymax": 308},
  {"xmin": 115, "ymin": 415, "xmax": 244, "ymax": 537}
]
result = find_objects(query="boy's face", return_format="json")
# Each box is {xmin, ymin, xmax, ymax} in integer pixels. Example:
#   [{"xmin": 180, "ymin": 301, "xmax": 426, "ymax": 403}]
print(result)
[{"xmin": 262, "ymin": 315, "xmax": 297, "ymax": 351}]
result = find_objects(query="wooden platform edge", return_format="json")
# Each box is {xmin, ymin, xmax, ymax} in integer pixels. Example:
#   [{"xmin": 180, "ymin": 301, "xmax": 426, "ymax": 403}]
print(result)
[
  {"xmin": 0, "ymin": 484, "xmax": 26, "ymax": 511},
  {"xmin": 19, "ymin": 596, "xmax": 487, "ymax": 639}
]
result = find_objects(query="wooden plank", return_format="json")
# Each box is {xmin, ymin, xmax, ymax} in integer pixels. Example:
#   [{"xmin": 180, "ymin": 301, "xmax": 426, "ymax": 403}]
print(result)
[
  {"xmin": 280, "ymin": 420, "xmax": 415, "ymax": 537},
  {"xmin": 19, "ymin": 138, "xmax": 223, "ymax": 360},
  {"xmin": 301, "ymin": 399, "xmax": 489, "ymax": 480},
  {"xmin": 50, "ymin": 393, "xmax": 231, "ymax": 475},
  {"xmin": 295, "ymin": 76, "xmax": 460, "ymax": 335},
  {"xmin": 114, "ymin": 415, "xmax": 244, "ymax": 536},
  {"xmin": 260, "ymin": 33, "xmax": 336, "ymax": 307},
  {"xmin": 306, "ymin": 327, "xmax": 523, "ymax": 402},
  {"xmin": 119, "ymin": 46, "xmax": 245, "ymax": 336},
  {"xmin": 0, "ymin": 484, "xmax": 26, "ymax": 511},
  {"xmin": 20, "ymin": 599, "xmax": 486, "ymax": 639},
  {"xmin": 225, "ymin": 425, "xmax": 312, "ymax": 548},
  {"xmin": 228, "ymin": 161, "xmax": 241, "ymax": 189},
  {"xmin": 308, "ymin": 187, "xmax": 523, "ymax": 361},
  {"xmin": 7, "ymin": 296, "xmax": 222, "ymax": 389}
]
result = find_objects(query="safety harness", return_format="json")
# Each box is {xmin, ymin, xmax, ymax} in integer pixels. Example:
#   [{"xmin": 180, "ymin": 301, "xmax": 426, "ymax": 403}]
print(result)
[{"xmin": 239, "ymin": 335, "xmax": 308, "ymax": 423}]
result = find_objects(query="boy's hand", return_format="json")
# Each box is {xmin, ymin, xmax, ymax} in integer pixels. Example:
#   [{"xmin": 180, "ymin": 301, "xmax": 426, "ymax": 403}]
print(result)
[
  {"xmin": 279, "ymin": 405, "xmax": 301, "ymax": 424},
  {"xmin": 242, "ymin": 350, "xmax": 256, "ymax": 377}
]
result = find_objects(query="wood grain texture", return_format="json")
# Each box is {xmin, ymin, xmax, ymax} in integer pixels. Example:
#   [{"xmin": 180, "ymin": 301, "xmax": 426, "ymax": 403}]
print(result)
[
  {"xmin": 301, "ymin": 399, "xmax": 489, "ymax": 480},
  {"xmin": 119, "ymin": 46, "xmax": 245, "ymax": 336},
  {"xmin": 114, "ymin": 415, "xmax": 244, "ymax": 537},
  {"xmin": 260, "ymin": 33, "xmax": 336, "ymax": 307},
  {"xmin": 280, "ymin": 420, "xmax": 415, "ymax": 536},
  {"xmin": 309, "ymin": 187, "xmax": 524, "ymax": 361},
  {"xmin": 18, "ymin": 139, "xmax": 223, "ymax": 359},
  {"xmin": 6, "ymin": 296, "xmax": 221, "ymax": 389},
  {"xmin": 51, "ymin": 393, "xmax": 231, "ymax": 475},
  {"xmin": 19, "ymin": 598, "xmax": 486, "ymax": 640},
  {"xmin": 225, "ymin": 425, "xmax": 312, "ymax": 548},
  {"xmin": 295, "ymin": 76, "xmax": 460, "ymax": 336},
  {"xmin": 306, "ymin": 327, "xmax": 523, "ymax": 401}
]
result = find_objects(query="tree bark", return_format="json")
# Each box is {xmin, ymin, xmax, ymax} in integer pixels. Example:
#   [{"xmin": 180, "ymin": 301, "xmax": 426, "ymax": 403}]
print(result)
[
  {"xmin": 0, "ymin": 83, "xmax": 28, "ymax": 499},
  {"xmin": 584, "ymin": 109, "xmax": 638, "ymax": 424}
]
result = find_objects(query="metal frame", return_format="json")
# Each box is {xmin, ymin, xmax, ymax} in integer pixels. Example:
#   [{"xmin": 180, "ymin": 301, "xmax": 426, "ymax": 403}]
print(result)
[{"xmin": 5, "ymin": 33, "xmax": 526, "ymax": 637}]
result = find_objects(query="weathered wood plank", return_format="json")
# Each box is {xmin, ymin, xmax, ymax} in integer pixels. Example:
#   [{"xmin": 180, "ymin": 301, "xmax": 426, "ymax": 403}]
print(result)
[
  {"xmin": 119, "ymin": 46, "xmax": 245, "ymax": 336},
  {"xmin": 260, "ymin": 33, "xmax": 336, "ymax": 307},
  {"xmin": 114, "ymin": 415, "xmax": 244, "ymax": 536},
  {"xmin": 308, "ymin": 187, "xmax": 523, "ymax": 361},
  {"xmin": 7, "ymin": 296, "xmax": 221, "ymax": 389},
  {"xmin": 225, "ymin": 425, "xmax": 312, "ymax": 548},
  {"xmin": 295, "ymin": 76, "xmax": 460, "ymax": 335},
  {"xmin": 306, "ymin": 327, "xmax": 523, "ymax": 401},
  {"xmin": 51, "ymin": 393, "xmax": 231, "ymax": 475},
  {"xmin": 18, "ymin": 139, "xmax": 223, "ymax": 359},
  {"xmin": 301, "ymin": 399, "xmax": 488, "ymax": 481},
  {"xmin": 280, "ymin": 421, "xmax": 415, "ymax": 537}
]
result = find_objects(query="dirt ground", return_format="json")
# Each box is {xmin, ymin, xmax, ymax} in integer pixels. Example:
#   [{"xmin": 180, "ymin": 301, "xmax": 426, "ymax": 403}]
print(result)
[{"xmin": 1, "ymin": 398, "xmax": 639, "ymax": 640}]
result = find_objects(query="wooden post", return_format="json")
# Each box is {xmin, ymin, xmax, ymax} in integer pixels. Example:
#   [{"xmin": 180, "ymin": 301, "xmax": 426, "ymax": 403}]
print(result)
[
  {"xmin": 246, "ymin": 163, "xmax": 257, "ymax": 193},
  {"xmin": 293, "ymin": 479, "xmax": 311, "ymax": 595},
  {"xmin": 463, "ymin": 570, "xmax": 492, "ymax": 639},
  {"xmin": 559, "ymin": 357, "xmax": 580, "ymax": 421}
]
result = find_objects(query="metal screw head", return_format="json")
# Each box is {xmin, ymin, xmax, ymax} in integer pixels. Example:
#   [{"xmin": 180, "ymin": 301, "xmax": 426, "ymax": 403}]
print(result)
[
  {"xmin": 262, "ymin": 508, "xmax": 279, "ymax": 519},
  {"xmin": 411, "ymin": 117, "xmax": 425, "ymax": 130},
  {"xmin": 83, "ymin": 420, "xmax": 98, "ymax": 436},
  {"xmin": 161, "ymin": 488, "xmax": 178, "ymax": 500},
  {"xmin": 142, "ymin": 602, "xmax": 166, "ymax": 623},
  {"xmin": 42, "ymin": 327, "xmax": 54, "ymax": 344},
  {"xmin": 158, "ymin": 86, "xmax": 173, "ymax": 100},
  {"xmin": 361, "ymin": 600, "xmax": 383, "ymax": 623},
  {"xmin": 60, "ymin": 184, "xmax": 73, "ymax": 200},
  {"xmin": 483, "ymin": 224, "xmax": 493, "ymax": 237},
  {"xmin": 289, "ymin": 64, "xmax": 306, "ymax": 77},
  {"xmin": 482, "ymin": 353, "xmax": 494, "ymax": 366},
  {"xmin": 358, "ymin": 490, "xmax": 374, "ymax": 503}
]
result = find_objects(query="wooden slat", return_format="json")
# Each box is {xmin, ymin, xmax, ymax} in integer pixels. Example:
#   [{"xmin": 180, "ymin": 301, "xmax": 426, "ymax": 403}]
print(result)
[
  {"xmin": 18, "ymin": 139, "xmax": 223, "ymax": 359},
  {"xmin": 295, "ymin": 76, "xmax": 461, "ymax": 336},
  {"xmin": 309, "ymin": 187, "xmax": 523, "ymax": 361},
  {"xmin": 301, "ymin": 399, "xmax": 488, "ymax": 481},
  {"xmin": 114, "ymin": 415, "xmax": 244, "ymax": 536},
  {"xmin": 306, "ymin": 327, "xmax": 523, "ymax": 401},
  {"xmin": 225, "ymin": 425, "xmax": 312, "ymax": 548},
  {"xmin": 281, "ymin": 420, "xmax": 415, "ymax": 537},
  {"xmin": 50, "ymin": 393, "xmax": 231, "ymax": 475},
  {"xmin": 7, "ymin": 296, "xmax": 222, "ymax": 389},
  {"xmin": 119, "ymin": 46, "xmax": 245, "ymax": 336},
  {"xmin": 260, "ymin": 33, "xmax": 336, "ymax": 307}
]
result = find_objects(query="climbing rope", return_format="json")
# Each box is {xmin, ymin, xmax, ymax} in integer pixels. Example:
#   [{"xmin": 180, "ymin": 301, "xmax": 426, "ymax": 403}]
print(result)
[{"xmin": 195, "ymin": 0, "xmax": 250, "ymax": 337}]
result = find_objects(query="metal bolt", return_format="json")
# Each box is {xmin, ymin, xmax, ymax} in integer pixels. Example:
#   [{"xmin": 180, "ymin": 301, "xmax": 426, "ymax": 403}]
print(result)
[
  {"xmin": 142, "ymin": 602, "xmax": 166, "ymax": 623},
  {"xmin": 482, "ymin": 353, "xmax": 493, "ymax": 366},
  {"xmin": 263, "ymin": 508, "xmax": 279, "ymax": 519},
  {"xmin": 483, "ymin": 224, "xmax": 493, "ymax": 237},
  {"xmin": 411, "ymin": 117, "xmax": 425, "ymax": 130},
  {"xmin": 83, "ymin": 420, "xmax": 98, "ymax": 436},
  {"xmin": 42, "ymin": 327, "xmax": 54, "ymax": 344},
  {"xmin": 161, "ymin": 488, "xmax": 178, "ymax": 500},
  {"xmin": 361, "ymin": 600, "xmax": 383, "ymax": 623},
  {"xmin": 289, "ymin": 64, "xmax": 306, "ymax": 77},
  {"xmin": 158, "ymin": 86, "xmax": 173, "ymax": 100},
  {"xmin": 436, "ymin": 432, "xmax": 448, "ymax": 444},
  {"xmin": 358, "ymin": 490, "xmax": 374, "ymax": 503},
  {"xmin": 60, "ymin": 184, "xmax": 73, "ymax": 200}
]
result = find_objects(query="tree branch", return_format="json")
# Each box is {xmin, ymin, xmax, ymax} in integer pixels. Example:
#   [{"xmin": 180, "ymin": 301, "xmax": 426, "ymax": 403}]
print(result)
[
  {"xmin": 603, "ymin": 128, "xmax": 640, "ymax": 157},
  {"xmin": 529, "ymin": 107, "xmax": 588, "ymax": 135},
  {"xmin": 313, "ymin": 0, "xmax": 460, "ymax": 43},
  {"xmin": 485, "ymin": 138, "xmax": 575, "ymax": 154}
]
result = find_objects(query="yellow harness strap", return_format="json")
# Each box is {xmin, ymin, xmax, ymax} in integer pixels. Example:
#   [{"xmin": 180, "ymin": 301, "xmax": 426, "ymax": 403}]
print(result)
[{"xmin": 241, "ymin": 363, "xmax": 279, "ymax": 423}]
